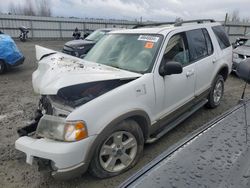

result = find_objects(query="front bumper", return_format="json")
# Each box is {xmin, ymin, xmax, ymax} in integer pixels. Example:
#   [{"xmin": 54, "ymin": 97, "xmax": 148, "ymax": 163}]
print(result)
[
  {"xmin": 15, "ymin": 135, "xmax": 97, "ymax": 179},
  {"xmin": 62, "ymin": 45, "xmax": 87, "ymax": 58},
  {"xmin": 6, "ymin": 56, "xmax": 25, "ymax": 70},
  {"xmin": 12, "ymin": 56, "xmax": 25, "ymax": 67}
]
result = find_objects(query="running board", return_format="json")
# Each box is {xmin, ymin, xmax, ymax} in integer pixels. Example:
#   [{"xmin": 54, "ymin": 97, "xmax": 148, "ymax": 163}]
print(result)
[{"xmin": 146, "ymin": 99, "xmax": 208, "ymax": 143}]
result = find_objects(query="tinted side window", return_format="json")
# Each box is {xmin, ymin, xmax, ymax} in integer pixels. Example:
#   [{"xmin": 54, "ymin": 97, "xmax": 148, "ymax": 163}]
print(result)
[
  {"xmin": 202, "ymin": 29, "xmax": 213, "ymax": 55},
  {"xmin": 212, "ymin": 25, "xmax": 230, "ymax": 49},
  {"xmin": 186, "ymin": 29, "xmax": 207, "ymax": 61},
  {"xmin": 163, "ymin": 33, "xmax": 190, "ymax": 66}
]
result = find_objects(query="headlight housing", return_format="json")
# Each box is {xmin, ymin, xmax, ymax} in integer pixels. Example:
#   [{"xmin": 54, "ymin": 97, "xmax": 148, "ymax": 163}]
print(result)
[
  {"xmin": 36, "ymin": 115, "xmax": 88, "ymax": 142},
  {"xmin": 233, "ymin": 53, "xmax": 239, "ymax": 59}
]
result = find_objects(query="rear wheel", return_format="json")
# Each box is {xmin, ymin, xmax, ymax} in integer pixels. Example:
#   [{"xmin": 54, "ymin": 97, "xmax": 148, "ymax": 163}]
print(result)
[
  {"xmin": 206, "ymin": 75, "xmax": 224, "ymax": 108},
  {"xmin": 0, "ymin": 61, "xmax": 6, "ymax": 74},
  {"xmin": 89, "ymin": 119, "xmax": 144, "ymax": 178}
]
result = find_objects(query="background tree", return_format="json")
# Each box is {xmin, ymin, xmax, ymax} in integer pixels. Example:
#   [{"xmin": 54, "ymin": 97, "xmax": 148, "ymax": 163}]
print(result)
[
  {"xmin": 8, "ymin": 0, "xmax": 51, "ymax": 17},
  {"xmin": 231, "ymin": 9, "xmax": 240, "ymax": 23},
  {"xmin": 36, "ymin": 0, "xmax": 51, "ymax": 17},
  {"xmin": 226, "ymin": 9, "xmax": 249, "ymax": 23},
  {"xmin": 23, "ymin": 0, "xmax": 36, "ymax": 16}
]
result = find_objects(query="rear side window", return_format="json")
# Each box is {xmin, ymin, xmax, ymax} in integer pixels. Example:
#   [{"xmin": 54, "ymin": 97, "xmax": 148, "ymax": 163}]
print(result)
[
  {"xmin": 212, "ymin": 25, "xmax": 230, "ymax": 49},
  {"xmin": 186, "ymin": 29, "xmax": 207, "ymax": 62}
]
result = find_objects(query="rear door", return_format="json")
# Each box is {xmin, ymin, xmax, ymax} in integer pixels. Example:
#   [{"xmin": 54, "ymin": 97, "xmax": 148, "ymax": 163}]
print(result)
[{"xmin": 186, "ymin": 28, "xmax": 215, "ymax": 96}]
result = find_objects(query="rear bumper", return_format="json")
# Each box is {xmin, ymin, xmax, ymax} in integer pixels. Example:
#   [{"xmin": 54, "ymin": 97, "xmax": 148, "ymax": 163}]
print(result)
[{"xmin": 15, "ymin": 135, "xmax": 97, "ymax": 179}]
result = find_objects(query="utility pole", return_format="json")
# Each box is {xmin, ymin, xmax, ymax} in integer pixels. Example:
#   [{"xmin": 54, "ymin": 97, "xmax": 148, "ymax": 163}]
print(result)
[{"xmin": 224, "ymin": 13, "xmax": 228, "ymax": 27}]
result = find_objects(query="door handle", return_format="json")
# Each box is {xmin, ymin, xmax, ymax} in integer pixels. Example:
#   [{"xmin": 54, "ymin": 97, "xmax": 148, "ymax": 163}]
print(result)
[{"xmin": 186, "ymin": 69, "xmax": 194, "ymax": 78}]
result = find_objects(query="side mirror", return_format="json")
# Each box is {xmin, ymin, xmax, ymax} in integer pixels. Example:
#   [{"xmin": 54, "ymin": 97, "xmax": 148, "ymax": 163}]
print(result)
[
  {"xmin": 159, "ymin": 61, "xmax": 183, "ymax": 76},
  {"xmin": 236, "ymin": 59, "xmax": 250, "ymax": 83}
]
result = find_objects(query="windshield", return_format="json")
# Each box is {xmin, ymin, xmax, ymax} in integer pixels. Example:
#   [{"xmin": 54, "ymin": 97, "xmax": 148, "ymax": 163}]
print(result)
[
  {"xmin": 244, "ymin": 39, "xmax": 250, "ymax": 46},
  {"xmin": 84, "ymin": 34, "xmax": 162, "ymax": 73},
  {"xmin": 85, "ymin": 30, "xmax": 107, "ymax": 42}
]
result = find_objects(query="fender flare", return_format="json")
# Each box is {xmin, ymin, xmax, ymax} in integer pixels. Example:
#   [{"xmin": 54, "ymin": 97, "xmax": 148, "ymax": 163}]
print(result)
[{"xmin": 84, "ymin": 110, "xmax": 151, "ymax": 167}]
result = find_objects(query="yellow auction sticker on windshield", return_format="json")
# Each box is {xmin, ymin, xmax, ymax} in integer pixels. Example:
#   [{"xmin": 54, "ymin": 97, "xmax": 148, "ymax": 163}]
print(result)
[
  {"xmin": 138, "ymin": 35, "xmax": 159, "ymax": 42},
  {"xmin": 144, "ymin": 42, "xmax": 154, "ymax": 49}
]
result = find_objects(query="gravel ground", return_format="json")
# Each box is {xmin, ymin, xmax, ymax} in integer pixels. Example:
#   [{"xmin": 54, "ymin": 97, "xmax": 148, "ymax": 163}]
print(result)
[{"xmin": 0, "ymin": 40, "xmax": 250, "ymax": 188}]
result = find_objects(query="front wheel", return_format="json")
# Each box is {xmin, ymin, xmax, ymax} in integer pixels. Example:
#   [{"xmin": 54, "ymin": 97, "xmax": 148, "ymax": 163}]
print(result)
[
  {"xmin": 0, "ymin": 61, "xmax": 6, "ymax": 74},
  {"xmin": 206, "ymin": 75, "xmax": 224, "ymax": 108},
  {"xmin": 89, "ymin": 119, "xmax": 144, "ymax": 178}
]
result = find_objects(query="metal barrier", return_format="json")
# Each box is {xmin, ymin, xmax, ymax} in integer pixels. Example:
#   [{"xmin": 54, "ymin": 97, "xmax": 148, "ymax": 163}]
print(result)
[
  {"xmin": 1, "ymin": 14, "xmax": 250, "ymax": 42},
  {"xmin": 0, "ymin": 14, "xmax": 138, "ymax": 39},
  {"xmin": 224, "ymin": 21, "xmax": 250, "ymax": 43}
]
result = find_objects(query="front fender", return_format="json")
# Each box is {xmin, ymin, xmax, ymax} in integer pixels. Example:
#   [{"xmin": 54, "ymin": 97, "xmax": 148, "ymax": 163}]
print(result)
[{"xmin": 66, "ymin": 74, "xmax": 155, "ymax": 137}]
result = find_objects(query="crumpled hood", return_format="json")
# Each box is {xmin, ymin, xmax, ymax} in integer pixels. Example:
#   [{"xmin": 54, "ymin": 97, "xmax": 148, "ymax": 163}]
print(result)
[
  {"xmin": 233, "ymin": 45, "xmax": 250, "ymax": 56},
  {"xmin": 32, "ymin": 53, "xmax": 142, "ymax": 95},
  {"xmin": 64, "ymin": 39, "xmax": 95, "ymax": 48}
]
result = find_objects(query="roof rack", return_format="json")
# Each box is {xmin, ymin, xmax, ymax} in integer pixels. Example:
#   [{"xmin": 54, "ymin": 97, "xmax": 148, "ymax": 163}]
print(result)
[
  {"xmin": 174, "ymin": 19, "xmax": 215, "ymax": 26},
  {"xmin": 132, "ymin": 22, "xmax": 175, "ymax": 29},
  {"xmin": 133, "ymin": 19, "xmax": 215, "ymax": 29}
]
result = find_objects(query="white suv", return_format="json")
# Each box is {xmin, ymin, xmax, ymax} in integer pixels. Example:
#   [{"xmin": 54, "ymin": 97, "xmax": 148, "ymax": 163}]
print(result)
[{"xmin": 15, "ymin": 19, "xmax": 232, "ymax": 179}]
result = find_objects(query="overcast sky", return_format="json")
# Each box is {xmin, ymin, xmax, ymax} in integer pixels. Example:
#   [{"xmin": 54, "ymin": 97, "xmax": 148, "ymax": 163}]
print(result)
[{"xmin": 1, "ymin": 0, "xmax": 249, "ymax": 21}]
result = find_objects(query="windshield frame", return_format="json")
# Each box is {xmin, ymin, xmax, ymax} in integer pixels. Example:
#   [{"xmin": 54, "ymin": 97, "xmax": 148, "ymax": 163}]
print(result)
[{"xmin": 84, "ymin": 33, "xmax": 164, "ymax": 74}]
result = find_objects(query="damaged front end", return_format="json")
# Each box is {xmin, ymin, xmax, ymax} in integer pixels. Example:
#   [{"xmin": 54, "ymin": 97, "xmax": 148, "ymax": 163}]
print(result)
[
  {"xmin": 18, "ymin": 45, "xmax": 141, "ymax": 137},
  {"xmin": 15, "ymin": 46, "xmax": 141, "ymax": 178},
  {"xmin": 17, "ymin": 93, "xmax": 73, "ymax": 137},
  {"xmin": 17, "ymin": 78, "xmax": 134, "ymax": 137}
]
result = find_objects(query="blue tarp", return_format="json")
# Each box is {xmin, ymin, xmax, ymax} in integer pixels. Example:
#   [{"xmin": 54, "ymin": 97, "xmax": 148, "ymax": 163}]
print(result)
[{"xmin": 0, "ymin": 34, "xmax": 24, "ymax": 65}]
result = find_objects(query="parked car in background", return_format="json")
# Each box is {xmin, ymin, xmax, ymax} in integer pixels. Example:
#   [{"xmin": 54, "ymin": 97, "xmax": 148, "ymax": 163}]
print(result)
[
  {"xmin": 232, "ymin": 32, "xmax": 250, "ymax": 48},
  {"xmin": 232, "ymin": 39, "xmax": 250, "ymax": 71},
  {"xmin": 16, "ymin": 19, "xmax": 232, "ymax": 179},
  {"xmin": 120, "ymin": 60, "xmax": 250, "ymax": 188},
  {"xmin": 62, "ymin": 28, "xmax": 120, "ymax": 58},
  {"xmin": 0, "ymin": 33, "xmax": 25, "ymax": 74}
]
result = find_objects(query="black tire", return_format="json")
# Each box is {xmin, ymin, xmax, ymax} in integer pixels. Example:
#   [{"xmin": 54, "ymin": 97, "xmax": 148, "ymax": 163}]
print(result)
[
  {"xmin": 206, "ymin": 75, "xmax": 224, "ymax": 108},
  {"xmin": 0, "ymin": 60, "xmax": 6, "ymax": 74},
  {"xmin": 89, "ymin": 119, "xmax": 144, "ymax": 178}
]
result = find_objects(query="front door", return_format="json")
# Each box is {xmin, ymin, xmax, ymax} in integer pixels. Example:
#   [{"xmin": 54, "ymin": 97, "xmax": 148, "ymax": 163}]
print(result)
[{"xmin": 153, "ymin": 32, "xmax": 196, "ymax": 120}]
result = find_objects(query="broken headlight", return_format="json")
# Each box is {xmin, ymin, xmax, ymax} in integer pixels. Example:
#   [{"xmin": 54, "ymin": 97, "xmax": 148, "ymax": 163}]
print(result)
[{"xmin": 36, "ymin": 115, "xmax": 88, "ymax": 142}]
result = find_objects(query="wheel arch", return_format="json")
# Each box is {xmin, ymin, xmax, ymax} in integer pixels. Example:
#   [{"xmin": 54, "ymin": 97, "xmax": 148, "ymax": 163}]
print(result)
[
  {"xmin": 216, "ymin": 65, "xmax": 229, "ymax": 81},
  {"xmin": 0, "ymin": 59, "xmax": 7, "ymax": 73},
  {"xmin": 84, "ymin": 110, "xmax": 151, "ymax": 168},
  {"xmin": 0, "ymin": 58, "xmax": 6, "ymax": 65}
]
